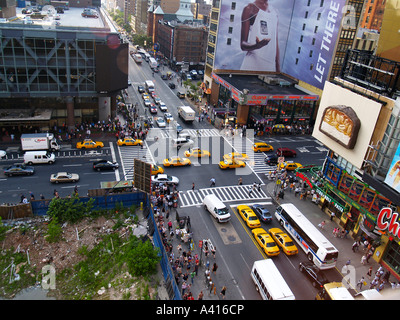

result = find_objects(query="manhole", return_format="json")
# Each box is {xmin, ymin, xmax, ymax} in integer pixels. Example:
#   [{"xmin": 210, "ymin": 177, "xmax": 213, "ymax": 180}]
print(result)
[
  {"xmin": 220, "ymin": 228, "xmax": 227, "ymax": 232},
  {"xmin": 228, "ymin": 235, "xmax": 236, "ymax": 241}
]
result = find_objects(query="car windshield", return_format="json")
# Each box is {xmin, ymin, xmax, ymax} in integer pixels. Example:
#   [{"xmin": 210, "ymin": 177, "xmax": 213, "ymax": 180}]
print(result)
[
  {"xmin": 266, "ymin": 242, "xmax": 278, "ymax": 248},
  {"xmin": 285, "ymin": 241, "xmax": 295, "ymax": 247},
  {"xmin": 217, "ymin": 208, "xmax": 229, "ymax": 216},
  {"xmin": 248, "ymin": 216, "xmax": 258, "ymax": 221}
]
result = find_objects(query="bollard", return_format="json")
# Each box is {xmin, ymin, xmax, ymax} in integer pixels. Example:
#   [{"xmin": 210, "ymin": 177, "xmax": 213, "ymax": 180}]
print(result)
[{"xmin": 140, "ymin": 202, "xmax": 143, "ymax": 210}]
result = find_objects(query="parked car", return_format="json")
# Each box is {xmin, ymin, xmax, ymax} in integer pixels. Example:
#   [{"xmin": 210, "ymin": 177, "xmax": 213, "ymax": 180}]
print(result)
[
  {"xmin": 299, "ymin": 262, "xmax": 329, "ymax": 288},
  {"xmin": 50, "ymin": 172, "xmax": 80, "ymax": 183},
  {"xmin": 177, "ymin": 91, "xmax": 185, "ymax": 99},
  {"xmin": 156, "ymin": 117, "xmax": 166, "ymax": 128},
  {"xmin": 251, "ymin": 204, "xmax": 272, "ymax": 223},
  {"xmin": 168, "ymin": 82, "xmax": 176, "ymax": 89},
  {"xmin": 150, "ymin": 106, "xmax": 158, "ymax": 114},
  {"xmin": 264, "ymin": 154, "xmax": 279, "ymax": 165},
  {"xmin": 276, "ymin": 147, "xmax": 297, "ymax": 158},
  {"xmin": 93, "ymin": 160, "xmax": 119, "ymax": 171},
  {"xmin": 151, "ymin": 174, "xmax": 179, "ymax": 185},
  {"xmin": 159, "ymin": 102, "xmax": 167, "ymax": 112},
  {"xmin": 4, "ymin": 164, "xmax": 34, "ymax": 177}
]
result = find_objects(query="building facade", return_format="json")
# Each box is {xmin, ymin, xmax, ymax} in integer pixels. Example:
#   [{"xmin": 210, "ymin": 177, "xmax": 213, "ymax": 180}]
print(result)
[
  {"xmin": 0, "ymin": 6, "xmax": 128, "ymax": 135},
  {"xmin": 203, "ymin": 0, "xmax": 365, "ymax": 128}
]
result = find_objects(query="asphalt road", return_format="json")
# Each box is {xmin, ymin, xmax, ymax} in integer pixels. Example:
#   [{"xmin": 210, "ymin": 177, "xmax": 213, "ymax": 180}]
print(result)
[{"xmin": 0, "ymin": 54, "xmax": 337, "ymax": 300}]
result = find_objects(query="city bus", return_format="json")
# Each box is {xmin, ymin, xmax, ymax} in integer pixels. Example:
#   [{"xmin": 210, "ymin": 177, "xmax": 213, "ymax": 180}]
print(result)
[
  {"xmin": 275, "ymin": 203, "xmax": 338, "ymax": 269},
  {"xmin": 251, "ymin": 259, "xmax": 295, "ymax": 300},
  {"xmin": 316, "ymin": 282, "xmax": 354, "ymax": 300}
]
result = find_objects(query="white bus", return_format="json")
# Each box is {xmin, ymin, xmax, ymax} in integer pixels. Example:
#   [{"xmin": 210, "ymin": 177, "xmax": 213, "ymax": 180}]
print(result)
[
  {"xmin": 251, "ymin": 259, "xmax": 295, "ymax": 300},
  {"xmin": 145, "ymin": 80, "xmax": 155, "ymax": 93},
  {"xmin": 275, "ymin": 203, "xmax": 338, "ymax": 270}
]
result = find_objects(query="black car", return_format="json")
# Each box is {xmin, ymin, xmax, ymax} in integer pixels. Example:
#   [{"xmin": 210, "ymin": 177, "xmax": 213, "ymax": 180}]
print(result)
[
  {"xmin": 168, "ymin": 82, "xmax": 176, "ymax": 89},
  {"xmin": 93, "ymin": 160, "xmax": 119, "ymax": 171},
  {"xmin": 264, "ymin": 154, "xmax": 279, "ymax": 165},
  {"xmin": 299, "ymin": 262, "xmax": 329, "ymax": 288},
  {"xmin": 251, "ymin": 204, "xmax": 272, "ymax": 223},
  {"xmin": 161, "ymin": 74, "xmax": 168, "ymax": 80},
  {"xmin": 4, "ymin": 164, "xmax": 34, "ymax": 177},
  {"xmin": 138, "ymin": 85, "xmax": 145, "ymax": 93}
]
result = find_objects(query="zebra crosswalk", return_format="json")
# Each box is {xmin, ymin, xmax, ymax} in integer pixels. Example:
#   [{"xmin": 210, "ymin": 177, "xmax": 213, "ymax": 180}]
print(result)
[
  {"xmin": 178, "ymin": 184, "xmax": 271, "ymax": 208},
  {"xmin": 149, "ymin": 128, "xmax": 221, "ymax": 139},
  {"xmin": 223, "ymin": 134, "xmax": 275, "ymax": 176},
  {"xmin": 117, "ymin": 143, "xmax": 154, "ymax": 180}
]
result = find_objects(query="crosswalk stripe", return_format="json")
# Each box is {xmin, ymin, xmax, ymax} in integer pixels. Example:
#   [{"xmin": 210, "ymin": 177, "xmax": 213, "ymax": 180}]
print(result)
[{"xmin": 178, "ymin": 184, "xmax": 271, "ymax": 208}]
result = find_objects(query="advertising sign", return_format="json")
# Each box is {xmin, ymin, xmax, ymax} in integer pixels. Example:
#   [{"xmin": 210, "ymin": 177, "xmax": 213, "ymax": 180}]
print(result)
[
  {"xmin": 384, "ymin": 142, "xmax": 400, "ymax": 193},
  {"xmin": 213, "ymin": 0, "xmax": 347, "ymax": 90}
]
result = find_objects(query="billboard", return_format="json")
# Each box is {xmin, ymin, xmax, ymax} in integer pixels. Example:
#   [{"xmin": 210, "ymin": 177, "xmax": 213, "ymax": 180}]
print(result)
[
  {"xmin": 312, "ymin": 82, "xmax": 382, "ymax": 169},
  {"xmin": 384, "ymin": 143, "xmax": 400, "ymax": 193},
  {"xmin": 213, "ymin": 0, "xmax": 347, "ymax": 90}
]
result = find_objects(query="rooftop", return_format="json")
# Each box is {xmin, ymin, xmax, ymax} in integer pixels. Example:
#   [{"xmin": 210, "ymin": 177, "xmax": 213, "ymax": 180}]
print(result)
[
  {"xmin": 217, "ymin": 74, "xmax": 311, "ymax": 96},
  {"xmin": 3, "ymin": 6, "xmax": 113, "ymax": 31}
]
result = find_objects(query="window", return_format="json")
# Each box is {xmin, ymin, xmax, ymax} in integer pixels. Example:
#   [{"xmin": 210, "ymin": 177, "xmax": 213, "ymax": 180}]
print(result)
[
  {"xmin": 302, "ymin": 23, "xmax": 306, "ymax": 30},
  {"xmin": 305, "ymin": 11, "xmax": 308, "ymax": 18},
  {"xmin": 230, "ymin": 14, "xmax": 234, "ymax": 22},
  {"xmin": 227, "ymin": 38, "xmax": 231, "ymax": 45},
  {"xmin": 228, "ymin": 27, "xmax": 233, "ymax": 34},
  {"xmin": 309, "ymin": 50, "xmax": 313, "ymax": 57},
  {"xmin": 298, "ymin": 47, "xmax": 301, "ymax": 54},
  {"xmin": 314, "ymin": 26, "xmax": 318, "ymax": 33},
  {"xmin": 300, "ymin": 35, "xmax": 303, "ymax": 42},
  {"xmin": 312, "ymin": 38, "xmax": 316, "ymax": 45},
  {"xmin": 231, "ymin": 2, "xmax": 236, "ymax": 10}
]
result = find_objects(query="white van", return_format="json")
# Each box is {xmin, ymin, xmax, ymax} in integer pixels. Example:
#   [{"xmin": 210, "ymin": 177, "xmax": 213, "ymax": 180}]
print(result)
[
  {"xmin": 171, "ymin": 137, "xmax": 194, "ymax": 149},
  {"xmin": 203, "ymin": 194, "xmax": 231, "ymax": 223},
  {"xmin": 251, "ymin": 259, "xmax": 295, "ymax": 300},
  {"xmin": 24, "ymin": 151, "xmax": 56, "ymax": 165}
]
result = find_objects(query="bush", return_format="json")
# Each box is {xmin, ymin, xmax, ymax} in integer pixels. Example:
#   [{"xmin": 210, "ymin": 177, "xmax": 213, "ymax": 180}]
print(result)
[{"xmin": 47, "ymin": 196, "xmax": 94, "ymax": 223}]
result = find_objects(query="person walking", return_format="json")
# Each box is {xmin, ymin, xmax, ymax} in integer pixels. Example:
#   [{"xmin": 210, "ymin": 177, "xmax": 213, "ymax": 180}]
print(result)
[
  {"xmin": 238, "ymin": 177, "xmax": 243, "ymax": 185},
  {"xmin": 220, "ymin": 286, "xmax": 227, "ymax": 299},
  {"xmin": 212, "ymin": 262, "xmax": 218, "ymax": 274},
  {"xmin": 210, "ymin": 177, "xmax": 216, "ymax": 187},
  {"xmin": 192, "ymin": 182, "xmax": 195, "ymax": 192},
  {"xmin": 367, "ymin": 266, "xmax": 373, "ymax": 279},
  {"xmin": 357, "ymin": 277, "xmax": 366, "ymax": 290}
]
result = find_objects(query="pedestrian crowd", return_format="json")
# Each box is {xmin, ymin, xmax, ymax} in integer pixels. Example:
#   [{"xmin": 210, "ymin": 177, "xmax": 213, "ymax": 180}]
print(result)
[{"xmin": 153, "ymin": 194, "xmax": 226, "ymax": 300}]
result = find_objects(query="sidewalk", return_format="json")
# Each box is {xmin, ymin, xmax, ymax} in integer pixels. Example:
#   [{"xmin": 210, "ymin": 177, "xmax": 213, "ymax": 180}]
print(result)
[{"xmin": 265, "ymin": 180, "xmax": 380, "ymax": 295}]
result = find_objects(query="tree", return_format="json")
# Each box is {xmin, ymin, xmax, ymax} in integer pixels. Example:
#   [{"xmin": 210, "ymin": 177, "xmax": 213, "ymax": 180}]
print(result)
[
  {"xmin": 126, "ymin": 237, "xmax": 160, "ymax": 276},
  {"xmin": 47, "ymin": 196, "xmax": 94, "ymax": 223}
]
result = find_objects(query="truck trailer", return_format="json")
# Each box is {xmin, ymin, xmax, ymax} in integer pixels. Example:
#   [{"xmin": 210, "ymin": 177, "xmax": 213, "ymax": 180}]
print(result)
[
  {"xmin": 178, "ymin": 106, "xmax": 195, "ymax": 123},
  {"xmin": 21, "ymin": 133, "xmax": 60, "ymax": 152}
]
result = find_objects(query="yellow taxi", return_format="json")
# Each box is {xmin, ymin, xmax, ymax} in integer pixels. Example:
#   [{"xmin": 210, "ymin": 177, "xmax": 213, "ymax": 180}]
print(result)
[
  {"xmin": 223, "ymin": 152, "xmax": 249, "ymax": 161},
  {"xmin": 76, "ymin": 139, "xmax": 104, "ymax": 149},
  {"xmin": 142, "ymin": 93, "xmax": 150, "ymax": 100},
  {"xmin": 237, "ymin": 205, "xmax": 261, "ymax": 228},
  {"xmin": 269, "ymin": 228, "xmax": 298, "ymax": 256},
  {"xmin": 252, "ymin": 228, "xmax": 280, "ymax": 257},
  {"xmin": 117, "ymin": 137, "xmax": 143, "ymax": 146},
  {"xmin": 151, "ymin": 165, "xmax": 164, "ymax": 175},
  {"xmin": 184, "ymin": 148, "xmax": 211, "ymax": 158},
  {"xmin": 219, "ymin": 158, "xmax": 246, "ymax": 169},
  {"xmin": 277, "ymin": 161, "xmax": 303, "ymax": 171},
  {"xmin": 252, "ymin": 142, "xmax": 274, "ymax": 152},
  {"xmin": 163, "ymin": 156, "xmax": 191, "ymax": 167}
]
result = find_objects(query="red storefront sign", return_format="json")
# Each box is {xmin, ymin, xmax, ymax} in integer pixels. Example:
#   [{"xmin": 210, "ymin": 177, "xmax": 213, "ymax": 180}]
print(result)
[{"xmin": 377, "ymin": 207, "xmax": 400, "ymax": 238}]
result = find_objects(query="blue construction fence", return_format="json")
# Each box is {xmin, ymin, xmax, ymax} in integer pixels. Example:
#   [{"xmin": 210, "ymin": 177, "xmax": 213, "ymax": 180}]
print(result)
[{"xmin": 30, "ymin": 191, "xmax": 181, "ymax": 300}]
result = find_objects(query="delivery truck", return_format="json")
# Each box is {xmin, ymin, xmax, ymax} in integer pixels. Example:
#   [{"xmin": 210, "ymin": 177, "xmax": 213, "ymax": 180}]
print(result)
[
  {"xmin": 21, "ymin": 133, "xmax": 61, "ymax": 152},
  {"xmin": 178, "ymin": 106, "xmax": 195, "ymax": 123},
  {"xmin": 149, "ymin": 57, "xmax": 158, "ymax": 69}
]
